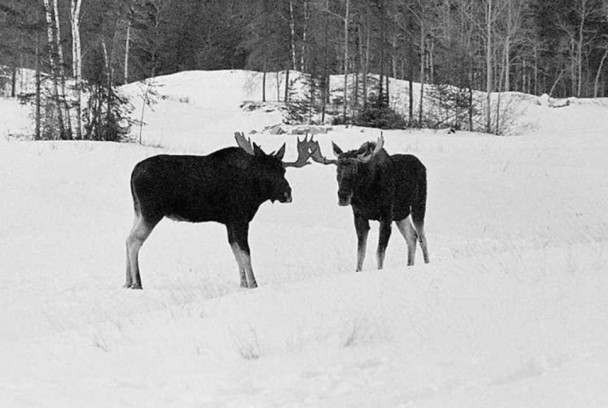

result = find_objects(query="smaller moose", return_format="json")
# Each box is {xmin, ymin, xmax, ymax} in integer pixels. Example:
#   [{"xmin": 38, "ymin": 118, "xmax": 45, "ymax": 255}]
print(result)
[
  {"xmin": 310, "ymin": 134, "xmax": 429, "ymax": 271},
  {"xmin": 125, "ymin": 132, "xmax": 313, "ymax": 289}
]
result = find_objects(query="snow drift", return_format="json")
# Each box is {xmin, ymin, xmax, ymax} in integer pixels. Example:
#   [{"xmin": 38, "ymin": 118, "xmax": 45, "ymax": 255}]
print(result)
[{"xmin": 1, "ymin": 70, "xmax": 608, "ymax": 407}]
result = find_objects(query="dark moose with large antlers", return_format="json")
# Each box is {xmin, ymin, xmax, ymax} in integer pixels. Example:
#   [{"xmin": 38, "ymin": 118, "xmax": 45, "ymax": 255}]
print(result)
[
  {"xmin": 125, "ymin": 132, "xmax": 313, "ymax": 289},
  {"xmin": 309, "ymin": 134, "xmax": 429, "ymax": 271}
]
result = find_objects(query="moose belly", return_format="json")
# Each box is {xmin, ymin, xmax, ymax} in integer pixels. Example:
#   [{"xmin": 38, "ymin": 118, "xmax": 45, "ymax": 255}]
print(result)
[
  {"xmin": 352, "ymin": 201, "xmax": 391, "ymax": 221},
  {"xmin": 165, "ymin": 204, "xmax": 227, "ymax": 223}
]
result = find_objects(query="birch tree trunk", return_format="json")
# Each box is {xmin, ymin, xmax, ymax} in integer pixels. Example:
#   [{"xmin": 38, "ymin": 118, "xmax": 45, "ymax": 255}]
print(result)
[
  {"xmin": 300, "ymin": 0, "xmax": 308, "ymax": 71},
  {"xmin": 321, "ymin": 12, "xmax": 329, "ymax": 123},
  {"xmin": 101, "ymin": 38, "xmax": 114, "ymax": 136},
  {"xmin": 594, "ymin": 47, "xmax": 608, "ymax": 97},
  {"xmin": 261, "ymin": 63, "xmax": 266, "ymax": 102},
  {"xmin": 124, "ymin": 20, "xmax": 131, "ymax": 85},
  {"xmin": 35, "ymin": 34, "xmax": 41, "ymax": 140},
  {"xmin": 485, "ymin": 0, "xmax": 493, "ymax": 134},
  {"xmin": 343, "ymin": 0, "xmax": 350, "ymax": 120},
  {"xmin": 53, "ymin": 0, "xmax": 72, "ymax": 139},
  {"xmin": 418, "ymin": 26, "xmax": 425, "ymax": 125},
  {"xmin": 363, "ymin": 20, "xmax": 370, "ymax": 111},
  {"xmin": 285, "ymin": 69, "xmax": 290, "ymax": 103},
  {"xmin": 504, "ymin": 33, "xmax": 510, "ymax": 92},
  {"xmin": 43, "ymin": 0, "xmax": 65, "ymax": 139},
  {"xmin": 576, "ymin": 0, "xmax": 588, "ymax": 97},
  {"xmin": 70, "ymin": 0, "xmax": 83, "ymax": 139}
]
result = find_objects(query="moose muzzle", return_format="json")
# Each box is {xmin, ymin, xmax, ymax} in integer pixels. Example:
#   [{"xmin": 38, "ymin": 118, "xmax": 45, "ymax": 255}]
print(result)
[
  {"xmin": 338, "ymin": 191, "xmax": 352, "ymax": 206},
  {"xmin": 280, "ymin": 190, "xmax": 293, "ymax": 203}
]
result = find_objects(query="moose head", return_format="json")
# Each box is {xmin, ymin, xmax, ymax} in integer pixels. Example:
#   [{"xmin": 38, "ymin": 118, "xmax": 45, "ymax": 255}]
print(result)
[{"xmin": 309, "ymin": 134, "xmax": 386, "ymax": 206}]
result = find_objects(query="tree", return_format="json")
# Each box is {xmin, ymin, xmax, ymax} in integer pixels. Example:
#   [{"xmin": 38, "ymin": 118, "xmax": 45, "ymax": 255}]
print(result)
[
  {"xmin": 315, "ymin": 0, "xmax": 352, "ymax": 120},
  {"xmin": 70, "ymin": 0, "xmax": 83, "ymax": 139},
  {"xmin": 43, "ymin": 0, "xmax": 70, "ymax": 139}
]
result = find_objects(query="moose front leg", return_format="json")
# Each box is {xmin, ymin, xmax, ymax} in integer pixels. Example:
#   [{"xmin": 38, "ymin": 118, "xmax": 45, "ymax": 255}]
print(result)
[
  {"xmin": 354, "ymin": 214, "xmax": 370, "ymax": 272},
  {"xmin": 227, "ymin": 222, "xmax": 257, "ymax": 288},
  {"xmin": 377, "ymin": 219, "xmax": 392, "ymax": 270}
]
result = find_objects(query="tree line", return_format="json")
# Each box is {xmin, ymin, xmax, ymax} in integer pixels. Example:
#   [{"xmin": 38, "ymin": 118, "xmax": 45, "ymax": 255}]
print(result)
[{"xmin": 1, "ymin": 0, "xmax": 608, "ymax": 138}]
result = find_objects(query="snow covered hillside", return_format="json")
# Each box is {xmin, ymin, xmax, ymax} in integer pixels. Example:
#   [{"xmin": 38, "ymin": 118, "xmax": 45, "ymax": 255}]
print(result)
[{"xmin": 1, "ymin": 70, "xmax": 608, "ymax": 407}]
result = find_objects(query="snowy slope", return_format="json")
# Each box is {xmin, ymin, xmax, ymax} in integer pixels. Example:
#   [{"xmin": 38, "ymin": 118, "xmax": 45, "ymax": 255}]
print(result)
[{"xmin": 1, "ymin": 71, "xmax": 608, "ymax": 407}]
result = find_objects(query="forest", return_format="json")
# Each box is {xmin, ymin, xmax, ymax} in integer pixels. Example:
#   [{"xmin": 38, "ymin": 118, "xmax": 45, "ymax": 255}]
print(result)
[{"xmin": 2, "ymin": 0, "xmax": 608, "ymax": 138}]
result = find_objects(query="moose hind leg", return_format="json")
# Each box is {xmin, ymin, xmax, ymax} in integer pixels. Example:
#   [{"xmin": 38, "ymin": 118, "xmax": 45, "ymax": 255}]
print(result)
[
  {"xmin": 396, "ymin": 217, "xmax": 418, "ymax": 266},
  {"xmin": 377, "ymin": 219, "xmax": 392, "ymax": 270},
  {"xmin": 125, "ymin": 215, "xmax": 159, "ymax": 289},
  {"xmin": 412, "ymin": 218, "xmax": 430, "ymax": 264}
]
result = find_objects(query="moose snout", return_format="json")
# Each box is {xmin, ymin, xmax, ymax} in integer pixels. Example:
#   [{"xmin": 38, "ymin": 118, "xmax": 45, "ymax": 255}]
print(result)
[
  {"xmin": 338, "ymin": 191, "xmax": 352, "ymax": 206},
  {"xmin": 281, "ymin": 190, "xmax": 293, "ymax": 203},
  {"xmin": 276, "ymin": 185, "xmax": 292, "ymax": 203}
]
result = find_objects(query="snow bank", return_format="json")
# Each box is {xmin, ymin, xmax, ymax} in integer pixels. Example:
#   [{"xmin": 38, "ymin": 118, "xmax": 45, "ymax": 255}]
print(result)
[{"xmin": 1, "ymin": 70, "xmax": 608, "ymax": 407}]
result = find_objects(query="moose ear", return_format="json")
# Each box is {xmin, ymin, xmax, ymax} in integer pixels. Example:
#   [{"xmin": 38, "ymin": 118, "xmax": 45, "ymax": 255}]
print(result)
[
  {"xmin": 332, "ymin": 142, "xmax": 343, "ymax": 157},
  {"xmin": 273, "ymin": 143, "xmax": 286, "ymax": 161}
]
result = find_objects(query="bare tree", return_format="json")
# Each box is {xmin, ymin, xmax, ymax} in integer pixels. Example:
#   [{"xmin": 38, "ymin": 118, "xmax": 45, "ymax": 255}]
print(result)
[
  {"xmin": 288, "ymin": 0, "xmax": 298, "ymax": 70},
  {"xmin": 52, "ymin": 0, "xmax": 72, "ymax": 138},
  {"xmin": 342, "ymin": 0, "xmax": 351, "ymax": 120},
  {"xmin": 594, "ymin": 43, "xmax": 608, "ymax": 97},
  {"xmin": 404, "ymin": 0, "xmax": 440, "ymax": 125},
  {"xmin": 124, "ymin": 19, "xmax": 131, "ymax": 84},
  {"xmin": 70, "ymin": 0, "xmax": 82, "ymax": 139},
  {"xmin": 502, "ymin": 0, "xmax": 527, "ymax": 92},
  {"xmin": 316, "ymin": 0, "xmax": 351, "ymax": 120},
  {"xmin": 42, "ymin": 0, "xmax": 66, "ymax": 138},
  {"xmin": 462, "ymin": 0, "xmax": 506, "ymax": 133}
]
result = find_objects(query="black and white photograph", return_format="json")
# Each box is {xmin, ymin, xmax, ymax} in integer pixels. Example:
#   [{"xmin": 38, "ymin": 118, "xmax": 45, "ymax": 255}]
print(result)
[{"xmin": 1, "ymin": 0, "xmax": 608, "ymax": 406}]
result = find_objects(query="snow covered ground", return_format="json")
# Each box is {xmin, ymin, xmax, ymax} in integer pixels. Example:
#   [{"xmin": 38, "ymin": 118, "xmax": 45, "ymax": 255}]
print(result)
[{"xmin": 1, "ymin": 70, "xmax": 608, "ymax": 407}]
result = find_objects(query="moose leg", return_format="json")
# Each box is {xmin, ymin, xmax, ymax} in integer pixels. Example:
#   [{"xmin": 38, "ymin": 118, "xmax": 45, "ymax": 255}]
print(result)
[
  {"xmin": 125, "ymin": 214, "xmax": 160, "ymax": 289},
  {"xmin": 227, "ymin": 223, "xmax": 257, "ymax": 288},
  {"xmin": 354, "ymin": 214, "xmax": 370, "ymax": 272},
  {"xmin": 377, "ymin": 219, "xmax": 392, "ymax": 269},
  {"xmin": 226, "ymin": 225, "xmax": 245, "ymax": 287},
  {"xmin": 396, "ymin": 217, "xmax": 418, "ymax": 266},
  {"xmin": 411, "ymin": 218, "xmax": 430, "ymax": 264}
]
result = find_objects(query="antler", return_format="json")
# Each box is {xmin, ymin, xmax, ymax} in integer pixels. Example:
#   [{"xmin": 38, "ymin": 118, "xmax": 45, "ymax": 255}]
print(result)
[
  {"xmin": 283, "ymin": 135, "xmax": 315, "ymax": 168},
  {"xmin": 356, "ymin": 133, "xmax": 385, "ymax": 162},
  {"xmin": 234, "ymin": 131, "xmax": 257, "ymax": 155},
  {"xmin": 374, "ymin": 133, "xmax": 385, "ymax": 155},
  {"xmin": 309, "ymin": 138, "xmax": 338, "ymax": 165}
]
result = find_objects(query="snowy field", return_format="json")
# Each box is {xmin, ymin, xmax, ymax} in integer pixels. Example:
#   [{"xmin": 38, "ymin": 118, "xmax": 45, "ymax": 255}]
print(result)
[{"xmin": 2, "ymin": 70, "xmax": 608, "ymax": 407}]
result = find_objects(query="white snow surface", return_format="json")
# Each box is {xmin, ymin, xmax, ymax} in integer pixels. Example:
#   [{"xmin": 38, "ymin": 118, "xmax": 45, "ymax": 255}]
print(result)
[{"xmin": 2, "ymin": 70, "xmax": 608, "ymax": 407}]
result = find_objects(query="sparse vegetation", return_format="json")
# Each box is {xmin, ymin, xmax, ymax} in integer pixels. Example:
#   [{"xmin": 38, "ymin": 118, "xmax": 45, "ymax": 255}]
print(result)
[{"xmin": 4, "ymin": 0, "xmax": 608, "ymax": 139}]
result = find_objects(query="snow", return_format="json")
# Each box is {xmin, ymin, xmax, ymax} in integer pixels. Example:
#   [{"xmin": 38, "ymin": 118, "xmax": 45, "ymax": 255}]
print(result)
[{"xmin": 2, "ymin": 71, "xmax": 608, "ymax": 407}]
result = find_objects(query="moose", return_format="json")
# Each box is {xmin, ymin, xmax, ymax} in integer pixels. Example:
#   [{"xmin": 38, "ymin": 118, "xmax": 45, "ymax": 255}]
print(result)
[
  {"xmin": 309, "ymin": 134, "xmax": 429, "ymax": 271},
  {"xmin": 125, "ymin": 132, "xmax": 313, "ymax": 289}
]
